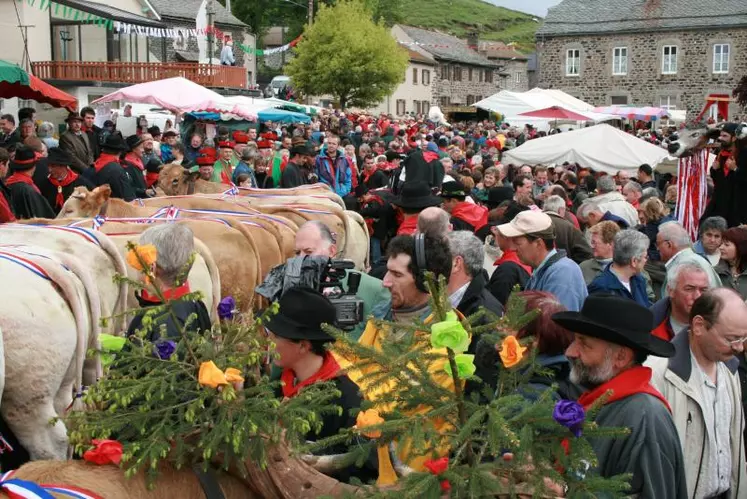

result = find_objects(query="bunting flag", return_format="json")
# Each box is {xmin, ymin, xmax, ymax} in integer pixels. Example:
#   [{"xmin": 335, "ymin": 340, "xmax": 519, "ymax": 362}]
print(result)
[{"xmin": 675, "ymin": 149, "xmax": 709, "ymax": 241}]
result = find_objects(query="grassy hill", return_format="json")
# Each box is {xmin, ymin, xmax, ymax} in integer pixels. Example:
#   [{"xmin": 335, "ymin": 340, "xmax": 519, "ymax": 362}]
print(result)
[{"xmin": 403, "ymin": 0, "xmax": 539, "ymax": 52}]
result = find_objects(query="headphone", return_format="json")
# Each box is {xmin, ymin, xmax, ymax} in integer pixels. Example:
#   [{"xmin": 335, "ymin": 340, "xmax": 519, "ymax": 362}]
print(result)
[{"xmin": 413, "ymin": 233, "xmax": 428, "ymax": 293}]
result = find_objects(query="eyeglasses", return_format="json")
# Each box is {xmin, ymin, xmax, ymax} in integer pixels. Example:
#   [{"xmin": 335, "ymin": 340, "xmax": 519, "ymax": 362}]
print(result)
[{"xmin": 724, "ymin": 336, "xmax": 747, "ymax": 346}]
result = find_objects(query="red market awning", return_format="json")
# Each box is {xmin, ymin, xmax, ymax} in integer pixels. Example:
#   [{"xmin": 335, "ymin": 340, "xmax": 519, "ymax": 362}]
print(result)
[
  {"xmin": 0, "ymin": 60, "xmax": 77, "ymax": 111},
  {"xmin": 518, "ymin": 105, "xmax": 592, "ymax": 121}
]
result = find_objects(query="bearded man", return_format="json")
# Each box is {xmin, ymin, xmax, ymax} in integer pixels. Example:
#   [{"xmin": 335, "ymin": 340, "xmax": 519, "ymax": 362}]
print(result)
[
  {"xmin": 702, "ymin": 123, "xmax": 747, "ymax": 227},
  {"xmin": 552, "ymin": 295, "xmax": 687, "ymax": 499}
]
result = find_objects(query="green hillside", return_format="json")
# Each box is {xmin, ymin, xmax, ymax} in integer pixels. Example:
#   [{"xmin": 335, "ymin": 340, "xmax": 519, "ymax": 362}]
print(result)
[{"xmin": 403, "ymin": 0, "xmax": 539, "ymax": 52}]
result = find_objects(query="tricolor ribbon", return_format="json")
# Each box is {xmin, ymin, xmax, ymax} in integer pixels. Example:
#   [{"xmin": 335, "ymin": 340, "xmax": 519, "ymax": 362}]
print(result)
[
  {"xmin": 92, "ymin": 215, "xmax": 106, "ymax": 231},
  {"xmin": 222, "ymin": 185, "xmax": 240, "ymax": 197},
  {"xmin": 0, "ymin": 471, "xmax": 104, "ymax": 499}
]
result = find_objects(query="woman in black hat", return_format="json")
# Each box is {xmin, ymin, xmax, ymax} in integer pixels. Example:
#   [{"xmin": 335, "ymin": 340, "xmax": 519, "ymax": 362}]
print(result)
[
  {"xmin": 91, "ymin": 133, "xmax": 136, "ymax": 201},
  {"xmin": 266, "ymin": 288, "xmax": 363, "ymax": 452},
  {"xmin": 121, "ymin": 134, "xmax": 150, "ymax": 199},
  {"xmin": 4, "ymin": 145, "xmax": 55, "ymax": 219},
  {"xmin": 38, "ymin": 147, "xmax": 94, "ymax": 214}
]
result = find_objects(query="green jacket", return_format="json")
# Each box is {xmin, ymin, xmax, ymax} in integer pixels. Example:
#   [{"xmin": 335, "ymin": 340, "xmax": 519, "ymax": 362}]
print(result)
[
  {"xmin": 591, "ymin": 392, "xmax": 688, "ymax": 499},
  {"xmin": 341, "ymin": 269, "xmax": 391, "ymax": 341},
  {"xmin": 715, "ymin": 261, "xmax": 747, "ymax": 301}
]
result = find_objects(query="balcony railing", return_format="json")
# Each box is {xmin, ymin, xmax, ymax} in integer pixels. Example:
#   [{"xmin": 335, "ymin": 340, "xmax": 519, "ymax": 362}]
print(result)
[{"xmin": 31, "ymin": 61, "xmax": 247, "ymax": 89}]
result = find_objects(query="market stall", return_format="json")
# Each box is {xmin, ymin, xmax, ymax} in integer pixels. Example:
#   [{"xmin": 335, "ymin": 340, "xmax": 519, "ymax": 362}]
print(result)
[{"xmin": 0, "ymin": 60, "xmax": 77, "ymax": 110}]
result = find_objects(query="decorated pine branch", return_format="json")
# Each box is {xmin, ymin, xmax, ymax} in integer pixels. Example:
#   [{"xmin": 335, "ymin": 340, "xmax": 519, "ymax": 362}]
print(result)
[
  {"xmin": 65, "ymin": 242, "xmax": 342, "ymax": 484},
  {"xmin": 314, "ymin": 274, "xmax": 632, "ymax": 498}
]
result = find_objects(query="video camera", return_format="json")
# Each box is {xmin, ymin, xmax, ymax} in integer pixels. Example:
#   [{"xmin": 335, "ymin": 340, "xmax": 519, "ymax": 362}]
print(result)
[{"xmin": 255, "ymin": 255, "xmax": 365, "ymax": 330}]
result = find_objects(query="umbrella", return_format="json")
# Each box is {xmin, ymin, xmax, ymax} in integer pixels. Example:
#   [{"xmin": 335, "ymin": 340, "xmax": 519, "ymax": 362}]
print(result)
[
  {"xmin": 91, "ymin": 77, "xmax": 253, "ymax": 118},
  {"xmin": 592, "ymin": 106, "xmax": 669, "ymax": 121},
  {"xmin": 518, "ymin": 105, "xmax": 593, "ymax": 121},
  {"xmin": 0, "ymin": 60, "xmax": 77, "ymax": 111}
]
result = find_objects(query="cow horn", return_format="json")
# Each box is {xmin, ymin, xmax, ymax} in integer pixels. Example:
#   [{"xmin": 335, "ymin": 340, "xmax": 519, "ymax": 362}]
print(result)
[{"xmin": 299, "ymin": 452, "xmax": 359, "ymax": 473}]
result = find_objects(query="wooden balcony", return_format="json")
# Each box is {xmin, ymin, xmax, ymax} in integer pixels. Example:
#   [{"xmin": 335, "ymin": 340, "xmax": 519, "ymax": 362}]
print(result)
[{"xmin": 31, "ymin": 61, "xmax": 247, "ymax": 89}]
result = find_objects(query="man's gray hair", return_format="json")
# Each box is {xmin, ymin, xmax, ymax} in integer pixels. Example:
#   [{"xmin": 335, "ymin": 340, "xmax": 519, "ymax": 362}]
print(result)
[
  {"xmin": 666, "ymin": 261, "xmax": 708, "ymax": 292},
  {"xmin": 597, "ymin": 175, "xmax": 617, "ymax": 194},
  {"xmin": 699, "ymin": 216, "xmax": 727, "ymax": 235},
  {"xmin": 542, "ymin": 195, "xmax": 566, "ymax": 214},
  {"xmin": 139, "ymin": 223, "xmax": 195, "ymax": 285},
  {"xmin": 447, "ymin": 231, "xmax": 484, "ymax": 278},
  {"xmin": 658, "ymin": 221, "xmax": 692, "ymax": 250},
  {"xmin": 623, "ymin": 181, "xmax": 642, "ymax": 194},
  {"xmin": 577, "ymin": 200, "xmax": 602, "ymax": 220},
  {"xmin": 640, "ymin": 187, "xmax": 659, "ymax": 202},
  {"xmin": 417, "ymin": 207, "xmax": 451, "ymax": 238},
  {"xmin": 241, "ymin": 147, "xmax": 259, "ymax": 162},
  {"xmin": 300, "ymin": 220, "xmax": 335, "ymax": 245},
  {"xmin": 612, "ymin": 230, "xmax": 649, "ymax": 266}
]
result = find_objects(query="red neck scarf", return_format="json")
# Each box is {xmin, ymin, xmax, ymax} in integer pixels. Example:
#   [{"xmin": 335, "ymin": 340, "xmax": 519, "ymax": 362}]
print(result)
[
  {"xmin": 140, "ymin": 282, "xmax": 191, "ymax": 304},
  {"xmin": 494, "ymin": 248, "xmax": 533, "ymax": 275},
  {"xmin": 124, "ymin": 153, "xmax": 144, "ymax": 171},
  {"xmin": 397, "ymin": 214, "xmax": 418, "ymax": 235},
  {"xmin": 281, "ymin": 351, "xmax": 340, "ymax": 398},
  {"xmin": 719, "ymin": 150, "xmax": 733, "ymax": 177},
  {"xmin": 362, "ymin": 166, "xmax": 379, "ymax": 185},
  {"xmin": 578, "ymin": 366, "xmax": 671, "ymax": 413},
  {"xmin": 6, "ymin": 172, "xmax": 40, "ymax": 194},
  {"xmin": 451, "ymin": 202, "xmax": 488, "ymax": 231},
  {"xmin": 47, "ymin": 170, "xmax": 80, "ymax": 208},
  {"xmin": 145, "ymin": 171, "xmax": 159, "ymax": 188},
  {"xmin": 95, "ymin": 153, "xmax": 121, "ymax": 173}
]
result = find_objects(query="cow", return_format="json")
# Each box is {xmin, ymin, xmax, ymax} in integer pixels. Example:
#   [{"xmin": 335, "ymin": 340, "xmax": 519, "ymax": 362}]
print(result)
[{"xmin": 667, "ymin": 122, "xmax": 747, "ymax": 157}]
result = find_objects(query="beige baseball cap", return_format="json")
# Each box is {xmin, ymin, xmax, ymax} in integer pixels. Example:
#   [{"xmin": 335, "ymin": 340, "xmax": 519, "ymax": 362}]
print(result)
[{"xmin": 496, "ymin": 210, "xmax": 555, "ymax": 239}]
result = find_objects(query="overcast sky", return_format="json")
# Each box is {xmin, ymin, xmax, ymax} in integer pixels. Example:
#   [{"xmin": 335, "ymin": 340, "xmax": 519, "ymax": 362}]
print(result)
[{"xmin": 487, "ymin": 0, "xmax": 562, "ymax": 17}]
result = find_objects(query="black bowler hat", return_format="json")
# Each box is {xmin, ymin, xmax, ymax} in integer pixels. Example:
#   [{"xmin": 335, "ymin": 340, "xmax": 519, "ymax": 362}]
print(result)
[
  {"xmin": 440, "ymin": 180, "xmax": 467, "ymax": 200},
  {"xmin": 290, "ymin": 144, "xmax": 314, "ymax": 157},
  {"xmin": 265, "ymin": 287, "xmax": 337, "ymax": 342},
  {"xmin": 47, "ymin": 147, "xmax": 73, "ymax": 167},
  {"xmin": 385, "ymin": 150, "xmax": 406, "ymax": 162},
  {"xmin": 392, "ymin": 180, "xmax": 442, "ymax": 210},
  {"xmin": 10, "ymin": 146, "xmax": 37, "ymax": 171},
  {"xmin": 125, "ymin": 134, "xmax": 145, "ymax": 151},
  {"xmin": 486, "ymin": 186, "xmax": 514, "ymax": 210},
  {"xmin": 101, "ymin": 133, "xmax": 127, "ymax": 153},
  {"xmin": 552, "ymin": 295, "xmax": 675, "ymax": 358}
]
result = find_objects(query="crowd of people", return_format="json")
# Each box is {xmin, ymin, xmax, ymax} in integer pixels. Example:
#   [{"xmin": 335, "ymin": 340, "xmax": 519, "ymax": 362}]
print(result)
[{"xmin": 3, "ymin": 101, "xmax": 747, "ymax": 497}]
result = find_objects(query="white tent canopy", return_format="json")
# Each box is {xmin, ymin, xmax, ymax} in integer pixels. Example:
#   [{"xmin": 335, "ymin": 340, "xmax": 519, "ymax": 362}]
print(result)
[
  {"xmin": 501, "ymin": 124, "xmax": 670, "ymax": 174},
  {"xmin": 474, "ymin": 89, "xmax": 616, "ymax": 127}
]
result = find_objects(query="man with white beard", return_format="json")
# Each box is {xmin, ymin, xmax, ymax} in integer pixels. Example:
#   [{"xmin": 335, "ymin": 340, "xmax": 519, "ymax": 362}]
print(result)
[{"xmin": 551, "ymin": 295, "xmax": 687, "ymax": 499}]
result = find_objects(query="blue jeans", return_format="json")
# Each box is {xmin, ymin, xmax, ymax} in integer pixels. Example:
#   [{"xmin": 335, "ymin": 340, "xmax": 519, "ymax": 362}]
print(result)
[{"xmin": 370, "ymin": 237, "xmax": 382, "ymax": 265}]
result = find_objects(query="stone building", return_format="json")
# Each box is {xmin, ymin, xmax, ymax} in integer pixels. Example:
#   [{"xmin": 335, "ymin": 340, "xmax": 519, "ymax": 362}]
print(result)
[
  {"xmin": 369, "ymin": 47, "xmax": 436, "ymax": 117},
  {"xmin": 537, "ymin": 0, "xmax": 747, "ymax": 120},
  {"xmin": 478, "ymin": 41, "xmax": 529, "ymax": 92},
  {"xmin": 391, "ymin": 25, "xmax": 502, "ymax": 110},
  {"xmin": 148, "ymin": 0, "xmax": 256, "ymax": 86}
]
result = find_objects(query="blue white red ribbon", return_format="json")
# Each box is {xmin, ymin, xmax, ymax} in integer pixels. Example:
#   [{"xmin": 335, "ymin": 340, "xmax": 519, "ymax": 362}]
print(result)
[
  {"xmin": 0, "ymin": 471, "xmax": 104, "ymax": 499},
  {"xmin": 0, "ymin": 250, "xmax": 52, "ymax": 282},
  {"xmin": 222, "ymin": 185, "xmax": 240, "ymax": 196}
]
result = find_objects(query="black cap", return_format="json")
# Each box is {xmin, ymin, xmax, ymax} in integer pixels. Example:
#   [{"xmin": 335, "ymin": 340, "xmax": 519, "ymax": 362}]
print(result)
[
  {"xmin": 47, "ymin": 147, "xmax": 73, "ymax": 167},
  {"xmin": 265, "ymin": 287, "xmax": 337, "ymax": 342}
]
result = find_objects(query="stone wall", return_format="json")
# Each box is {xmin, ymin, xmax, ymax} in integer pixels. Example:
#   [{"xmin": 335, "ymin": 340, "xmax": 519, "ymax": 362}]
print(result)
[
  {"xmin": 150, "ymin": 19, "xmax": 246, "ymax": 67},
  {"xmin": 537, "ymin": 28, "xmax": 747, "ymax": 120},
  {"xmin": 501, "ymin": 59, "xmax": 529, "ymax": 92},
  {"xmin": 433, "ymin": 62, "xmax": 502, "ymax": 106}
]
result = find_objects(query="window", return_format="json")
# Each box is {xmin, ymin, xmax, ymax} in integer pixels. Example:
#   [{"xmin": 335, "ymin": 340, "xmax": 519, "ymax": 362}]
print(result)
[
  {"xmin": 485, "ymin": 69, "xmax": 493, "ymax": 83},
  {"xmin": 422, "ymin": 69, "xmax": 430, "ymax": 86},
  {"xmin": 612, "ymin": 47, "xmax": 628, "ymax": 75},
  {"xmin": 610, "ymin": 95, "xmax": 628, "ymax": 105},
  {"xmin": 396, "ymin": 99, "xmax": 406, "ymax": 115},
  {"xmin": 440, "ymin": 64, "xmax": 449, "ymax": 80},
  {"xmin": 662, "ymin": 45, "xmax": 677, "ymax": 74},
  {"xmin": 514, "ymin": 73, "xmax": 521, "ymax": 84},
  {"xmin": 713, "ymin": 44, "xmax": 730, "ymax": 73},
  {"xmin": 566, "ymin": 49, "xmax": 580, "ymax": 76},
  {"xmin": 468, "ymin": 67, "xmax": 473, "ymax": 82},
  {"xmin": 412, "ymin": 67, "xmax": 418, "ymax": 85},
  {"xmin": 440, "ymin": 96, "xmax": 450, "ymax": 106},
  {"xmin": 414, "ymin": 101, "xmax": 420, "ymax": 114},
  {"xmin": 453, "ymin": 65, "xmax": 462, "ymax": 81},
  {"xmin": 659, "ymin": 95, "xmax": 677, "ymax": 111},
  {"xmin": 422, "ymin": 101, "xmax": 430, "ymax": 113},
  {"xmin": 478, "ymin": 70, "xmax": 483, "ymax": 83},
  {"xmin": 466, "ymin": 95, "xmax": 474, "ymax": 106}
]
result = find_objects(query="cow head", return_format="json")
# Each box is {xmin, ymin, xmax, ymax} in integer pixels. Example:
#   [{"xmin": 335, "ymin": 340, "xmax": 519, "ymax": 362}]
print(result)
[
  {"xmin": 57, "ymin": 185, "xmax": 111, "ymax": 219},
  {"xmin": 158, "ymin": 163, "xmax": 199, "ymax": 196},
  {"xmin": 667, "ymin": 122, "xmax": 747, "ymax": 157}
]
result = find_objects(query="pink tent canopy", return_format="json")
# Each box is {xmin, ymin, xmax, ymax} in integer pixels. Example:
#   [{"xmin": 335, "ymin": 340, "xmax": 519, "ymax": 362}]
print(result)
[
  {"xmin": 91, "ymin": 77, "xmax": 257, "ymax": 120},
  {"xmin": 592, "ymin": 106, "xmax": 669, "ymax": 121}
]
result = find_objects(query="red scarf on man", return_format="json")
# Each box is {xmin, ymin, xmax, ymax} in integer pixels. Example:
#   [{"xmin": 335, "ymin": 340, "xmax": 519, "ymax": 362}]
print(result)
[
  {"xmin": 493, "ymin": 248, "xmax": 532, "ymax": 276},
  {"xmin": 397, "ymin": 214, "xmax": 418, "ymax": 235},
  {"xmin": 451, "ymin": 201, "xmax": 488, "ymax": 231},
  {"xmin": 140, "ymin": 282, "xmax": 191, "ymax": 304},
  {"xmin": 94, "ymin": 153, "xmax": 121, "ymax": 173},
  {"xmin": 577, "ymin": 366, "xmax": 671, "ymax": 413},
  {"xmin": 281, "ymin": 351, "xmax": 341, "ymax": 398},
  {"xmin": 47, "ymin": 170, "xmax": 80, "ymax": 208},
  {"xmin": 362, "ymin": 165, "xmax": 379, "ymax": 185},
  {"xmin": 123, "ymin": 153, "xmax": 144, "ymax": 171},
  {"xmin": 6, "ymin": 172, "xmax": 41, "ymax": 194}
]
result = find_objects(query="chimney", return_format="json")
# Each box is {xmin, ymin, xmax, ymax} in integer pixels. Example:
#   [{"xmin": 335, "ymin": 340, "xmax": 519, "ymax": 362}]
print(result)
[{"xmin": 467, "ymin": 32, "xmax": 479, "ymax": 51}]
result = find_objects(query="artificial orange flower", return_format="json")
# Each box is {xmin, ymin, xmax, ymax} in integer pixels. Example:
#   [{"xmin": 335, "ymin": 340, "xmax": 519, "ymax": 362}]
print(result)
[
  {"xmin": 126, "ymin": 244, "xmax": 157, "ymax": 272},
  {"xmin": 355, "ymin": 409, "xmax": 385, "ymax": 439},
  {"xmin": 198, "ymin": 361, "xmax": 244, "ymax": 388},
  {"xmin": 499, "ymin": 335, "xmax": 527, "ymax": 368}
]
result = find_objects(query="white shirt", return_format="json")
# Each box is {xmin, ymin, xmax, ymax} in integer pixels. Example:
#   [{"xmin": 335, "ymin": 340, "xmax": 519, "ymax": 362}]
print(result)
[
  {"xmin": 705, "ymin": 251, "xmax": 720, "ymax": 267},
  {"xmin": 448, "ymin": 281, "xmax": 470, "ymax": 308},
  {"xmin": 692, "ymin": 354, "xmax": 733, "ymax": 498}
]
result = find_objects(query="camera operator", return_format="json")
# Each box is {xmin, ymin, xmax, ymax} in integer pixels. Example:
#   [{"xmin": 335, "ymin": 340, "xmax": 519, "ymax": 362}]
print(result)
[{"xmin": 294, "ymin": 221, "xmax": 390, "ymax": 340}]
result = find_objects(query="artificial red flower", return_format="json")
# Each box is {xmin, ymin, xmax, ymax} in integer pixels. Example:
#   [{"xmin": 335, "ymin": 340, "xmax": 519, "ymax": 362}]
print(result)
[
  {"xmin": 423, "ymin": 457, "xmax": 450, "ymax": 491},
  {"xmin": 83, "ymin": 439, "xmax": 123, "ymax": 465}
]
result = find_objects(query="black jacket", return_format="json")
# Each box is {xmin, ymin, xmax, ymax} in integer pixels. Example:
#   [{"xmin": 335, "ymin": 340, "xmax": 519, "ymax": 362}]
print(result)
[
  {"xmin": 487, "ymin": 260, "xmax": 530, "ymax": 306},
  {"xmin": 280, "ymin": 161, "xmax": 306, "ymax": 188},
  {"xmin": 120, "ymin": 159, "xmax": 149, "ymax": 199},
  {"xmin": 91, "ymin": 162, "xmax": 137, "ymax": 201},
  {"xmin": 38, "ymin": 172, "xmax": 94, "ymax": 214},
  {"xmin": 127, "ymin": 293, "xmax": 212, "ymax": 343},
  {"xmin": 457, "ymin": 270, "xmax": 505, "ymax": 356},
  {"xmin": 403, "ymin": 149, "xmax": 443, "ymax": 189},
  {"xmin": 359, "ymin": 189, "xmax": 397, "ymax": 242},
  {"xmin": 85, "ymin": 125, "xmax": 102, "ymax": 160},
  {"xmin": 7, "ymin": 181, "xmax": 55, "ymax": 219},
  {"xmin": 362, "ymin": 170, "xmax": 388, "ymax": 191}
]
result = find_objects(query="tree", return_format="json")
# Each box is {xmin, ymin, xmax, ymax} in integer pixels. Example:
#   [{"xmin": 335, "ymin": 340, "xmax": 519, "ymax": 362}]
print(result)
[{"xmin": 285, "ymin": 0, "xmax": 408, "ymax": 109}]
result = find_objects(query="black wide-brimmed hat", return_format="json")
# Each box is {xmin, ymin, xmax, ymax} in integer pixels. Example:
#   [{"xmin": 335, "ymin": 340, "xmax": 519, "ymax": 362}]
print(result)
[
  {"xmin": 265, "ymin": 287, "xmax": 337, "ymax": 342},
  {"xmin": 47, "ymin": 147, "xmax": 73, "ymax": 167},
  {"xmin": 486, "ymin": 186, "xmax": 514, "ymax": 210},
  {"xmin": 290, "ymin": 144, "xmax": 314, "ymax": 157},
  {"xmin": 10, "ymin": 146, "xmax": 37, "ymax": 171},
  {"xmin": 125, "ymin": 134, "xmax": 145, "ymax": 151},
  {"xmin": 440, "ymin": 180, "xmax": 467, "ymax": 200},
  {"xmin": 552, "ymin": 295, "xmax": 675, "ymax": 358},
  {"xmin": 392, "ymin": 180, "xmax": 442, "ymax": 210},
  {"xmin": 101, "ymin": 132, "xmax": 127, "ymax": 153}
]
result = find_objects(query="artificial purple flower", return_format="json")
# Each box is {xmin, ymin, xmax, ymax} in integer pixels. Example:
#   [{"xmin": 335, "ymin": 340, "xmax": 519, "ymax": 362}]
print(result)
[
  {"xmin": 154, "ymin": 340, "xmax": 176, "ymax": 360},
  {"xmin": 553, "ymin": 400, "xmax": 586, "ymax": 437},
  {"xmin": 218, "ymin": 296, "xmax": 237, "ymax": 321}
]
